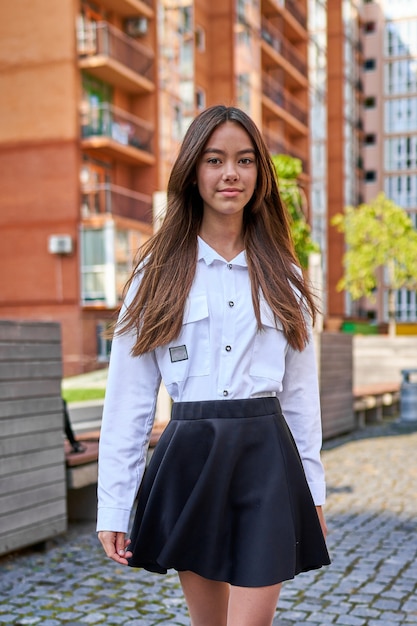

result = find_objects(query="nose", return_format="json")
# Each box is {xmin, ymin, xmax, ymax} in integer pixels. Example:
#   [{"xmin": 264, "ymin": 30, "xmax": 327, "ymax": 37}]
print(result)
[{"xmin": 222, "ymin": 161, "xmax": 239, "ymax": 181}]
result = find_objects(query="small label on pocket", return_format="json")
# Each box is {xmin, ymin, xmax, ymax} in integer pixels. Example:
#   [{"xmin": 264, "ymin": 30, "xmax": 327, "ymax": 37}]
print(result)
[{"xmin": 169, "ymin": 345, "xmax": 188, "ymax": 363}]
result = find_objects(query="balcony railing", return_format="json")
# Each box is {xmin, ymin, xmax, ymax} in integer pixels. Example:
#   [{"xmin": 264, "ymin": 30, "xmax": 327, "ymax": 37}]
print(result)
[
  {"xmin": 283, "ymin": 0, "xmax": 307, "ymax": 30},
  {"xmin": 77, "ymin": 20, "xmax": 154, "ymax": 85},
  {"xmin": 261, "ymin": 18, "xmax": 307, "ymax": 76},
  {"xmin": 80, "ymin": 102, "xmax": 154, "ymax": 155},
  {"xmin": 81, "ymin": 183, "xmax": 153, "ymax": 223},
  {"xmin": 262, "ymin": 74, "xmax": 308, "ymax": 127},
  {"xmin": 263, "ymin": 129, "xmax": 308, "ymax": 172}
]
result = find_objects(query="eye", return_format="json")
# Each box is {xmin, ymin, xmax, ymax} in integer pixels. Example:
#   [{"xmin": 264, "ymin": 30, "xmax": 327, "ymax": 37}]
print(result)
[
  {"xmin": 239, "ymin": 157, "xmax": 255, "ymax": 165},
  {"xmin": 207, "ymin": 157, "xmax": 221, "ymax": 165}
]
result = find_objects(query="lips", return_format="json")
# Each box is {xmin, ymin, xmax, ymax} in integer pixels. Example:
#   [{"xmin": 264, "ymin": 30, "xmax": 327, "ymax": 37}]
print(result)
[{"xmin": 218, "ymin": 187, "xmax": 242, "ymax": 196}]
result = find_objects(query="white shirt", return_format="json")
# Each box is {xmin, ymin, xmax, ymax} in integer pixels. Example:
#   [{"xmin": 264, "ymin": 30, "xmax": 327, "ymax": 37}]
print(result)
[{"xmin": 97, "ymin": 237, "xmax": 326, "ymax": 532}]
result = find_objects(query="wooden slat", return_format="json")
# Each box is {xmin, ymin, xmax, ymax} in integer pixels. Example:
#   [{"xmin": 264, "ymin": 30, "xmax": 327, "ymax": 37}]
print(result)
[
  {"xmin": 0, "ymin": 464, "xmax": 66, "ymax": 494},
  {"xmin": 0, "ymin": 481, "xmax": 66, "ymax": 516},
  {"xmin": 0, "ymin": 379, "xmax": 62, "ymax": 400},
  {"xmin": 0, "ymin": 396, "xmax": 63, "ymax": 419},
  {"xmin": 0, "ymin": 430, "xmax": 64, "ymax": 457},
  {"xmin": 0, "ymin": 515, "xmax": 67, "ymax": 556},
  {"xmin": 0, "ymin": 412, "xmax": 64, "ymax": 438},
  {"xmin": 0, "ymin": 342, "xmax": 62, "ymax": 361},
  {"xmin": 0, "ymin": 321, "xmax": 61, "ymax": 342},
  {"xmin": 0, "ymin": 500, "xmax": 67, "ymax": 536},
  {"xmin": 0, "ymin": 361, "xmax": 63, "ymax": 381},
  {"xmin": 0, "ymin": 448, "xmax": 64, "ymax": 478}
]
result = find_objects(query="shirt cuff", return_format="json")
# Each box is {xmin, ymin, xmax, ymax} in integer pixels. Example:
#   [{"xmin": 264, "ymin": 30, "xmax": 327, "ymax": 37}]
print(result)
[
  {"xmin": 96, "ymin": 506, "xmax": 132, "ymax": 534},
  {"xmin": 307, "ymin": 480, "xmax": 326, "ymax": 506}
]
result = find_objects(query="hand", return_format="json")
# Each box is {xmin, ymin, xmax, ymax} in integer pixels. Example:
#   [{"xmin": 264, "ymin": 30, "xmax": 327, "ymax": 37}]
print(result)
[
  {"xmin": 315, "ymin": 506, "xmax": 328, "ymax": 539},
  {"xmin": 98, "ymin": 531, "xmax": 133, "ymax": 565}
]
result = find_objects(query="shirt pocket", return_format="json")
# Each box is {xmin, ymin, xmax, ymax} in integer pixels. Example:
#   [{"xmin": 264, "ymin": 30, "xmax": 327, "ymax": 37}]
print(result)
[
  {"xmin": 155, "ymin": 293, "xmax": 210, "ymax": 385},
  {"xmin": 249, "ymin": 298, "xmax": 286, "ymax": 383}
]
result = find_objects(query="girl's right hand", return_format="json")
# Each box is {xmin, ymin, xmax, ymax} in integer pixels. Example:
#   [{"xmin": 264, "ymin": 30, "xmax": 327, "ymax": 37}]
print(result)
[{"xmin": 98, "ymin": 530, "xmax": 133, "ymax": 565}]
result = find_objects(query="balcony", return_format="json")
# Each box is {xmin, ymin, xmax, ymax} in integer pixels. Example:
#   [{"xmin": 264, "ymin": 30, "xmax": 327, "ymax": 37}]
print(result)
[
  {"xmin": 284, "ymin": 0, "xmax": 307, "ymax": 30},
  {"xmin": 263, "ymin": 0, "xmax": 307, "ymax": 33},
  {"xmin": 81, "ymin": 183, "xmax": 153, "ymax": 223},
  {"xmin": 80, "ymin": 103, "xmax": 155, "ymax": 166},
  {"xmin": 261, "ymin": 18, "xmax": 307, "ymax": 79},
  {"xmin": 262, "ymin": 74, "xmax": 308, "ymax": 132},
  {"xmin": 99, "ymin": 0, "xmax": 153, "ymax": 19},
  {"xmin": 77, "ymin": 21, "xmax": 154, "ymax": 93},
  {"xmin": 263, "ymin": 129, "xmax": 309, "ymax": 172}
]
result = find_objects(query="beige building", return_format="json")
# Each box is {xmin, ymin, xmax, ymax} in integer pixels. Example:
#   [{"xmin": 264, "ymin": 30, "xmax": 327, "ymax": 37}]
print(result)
[{"xmin": 361, "ymin": 0, "xmax": 417, "ymax": 326}]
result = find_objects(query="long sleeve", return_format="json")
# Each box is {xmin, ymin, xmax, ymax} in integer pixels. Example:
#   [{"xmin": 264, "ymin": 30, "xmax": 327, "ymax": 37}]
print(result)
[
  {"xmin": 97, "ymin": 288, "xmax": 161, "ymax": 533},
  {"xmin": 278, "ymin": 329, "xmax": 326, "ymax": 506}
]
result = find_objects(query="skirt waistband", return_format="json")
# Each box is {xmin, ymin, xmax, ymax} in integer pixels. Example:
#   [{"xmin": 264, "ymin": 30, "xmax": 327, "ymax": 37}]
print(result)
[{"xmin": 171, "ymin": 397, "xmax": 282, "ymax": 421}]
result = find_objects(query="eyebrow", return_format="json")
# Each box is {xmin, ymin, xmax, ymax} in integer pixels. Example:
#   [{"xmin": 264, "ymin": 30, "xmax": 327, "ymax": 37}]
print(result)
[{"xmin": 202, "ymin": 147, "xmax": 256, "ymax": 156}]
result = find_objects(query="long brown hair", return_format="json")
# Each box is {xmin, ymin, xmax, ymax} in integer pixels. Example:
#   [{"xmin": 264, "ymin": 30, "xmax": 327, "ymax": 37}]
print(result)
[{"xmin": 116, "ymin": 105, "xmax": 317, "ymax": 353}]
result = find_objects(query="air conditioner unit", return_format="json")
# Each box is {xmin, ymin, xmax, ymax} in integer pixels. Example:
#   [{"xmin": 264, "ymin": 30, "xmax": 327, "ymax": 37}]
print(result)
[
  {"xmin": 125, "ymin": 17, "xmax": 148, "ymax": 37},
  {"xmin": 48, "ymin": 234, "xmax": 73, "ymax": 255}
]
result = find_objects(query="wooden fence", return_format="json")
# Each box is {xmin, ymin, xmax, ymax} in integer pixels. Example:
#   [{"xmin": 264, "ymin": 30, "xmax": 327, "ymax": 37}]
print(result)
[
  {"xmin": 320, "ymin": 332, "xmax": 355, "ymax": 439},
  {"xmin": 0, "ymin": 320, "xmax": 67, "ymax": 556}
]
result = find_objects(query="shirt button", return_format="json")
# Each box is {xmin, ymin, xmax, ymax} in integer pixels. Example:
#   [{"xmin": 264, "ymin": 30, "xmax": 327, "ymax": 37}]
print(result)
[
  {"xmin": 223, "ymin": 390, "xmax": 229, "ymax": 397},
  {"xmin": 227, "ymin": 264, "xmax": 232, "ymax": 270},
  {"xmin": 228, "ymin": 301, "xmax": 234, "ymax": 307},
  {"xmin": 225, "ymin": 345, "xmax": 232, "ymax": 352}
]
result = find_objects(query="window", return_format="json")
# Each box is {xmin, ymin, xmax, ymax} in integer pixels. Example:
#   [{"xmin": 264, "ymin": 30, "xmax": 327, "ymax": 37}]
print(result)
[
  {"xmin": 364, "ymin": 22, "xmax": 376, "ymax": 33},
  {"xmin": 195, "ymin": 25, "xmax": 206, "ymax": 52},
  {"xmin": 385, "ymin": 97, "xmax": 417, "ymax": 132},
  {"xmin": 385, "ymin": 136, "xmax": 417, "ymax": 170},
  {"xmin": 364, "ymin": 59, "xmax": 376, "ymax": 71},
  {"xmin": 195, "ymin": 87, "xmax": 206, "ymax": 111},
  {"xmin": 365, "ymin": 134, "xmax": 376, "ymax": 145},
  {"xmin": 364, "ymin": 96, "xmax": 376, "ymax": 108},
  {"xmin": 365, "ymin": 170, "xmax": 377, "ymax": 182},
  {"xmin": 385, "ymin": 59, "xmax": 417, "ymax": 95},
  {"xmin": 96, "ymin": 322, "xmax": 112, "ymax": 362}
]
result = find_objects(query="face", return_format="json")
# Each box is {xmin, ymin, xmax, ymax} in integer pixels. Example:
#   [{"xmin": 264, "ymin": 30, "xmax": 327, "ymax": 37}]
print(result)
[{"xmin": 195, "ymin": 121, "xmax": 258, "ymax": 222}]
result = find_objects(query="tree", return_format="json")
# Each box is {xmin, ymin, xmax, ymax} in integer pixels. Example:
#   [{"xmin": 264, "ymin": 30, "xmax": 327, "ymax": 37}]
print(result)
[
  {"xmin": 332, "ymin": 192, "xmax": 417, "ymax": 335},
  {"xmin": 272, "ymin": 154, "xmax": 319, "ymax": 268}
]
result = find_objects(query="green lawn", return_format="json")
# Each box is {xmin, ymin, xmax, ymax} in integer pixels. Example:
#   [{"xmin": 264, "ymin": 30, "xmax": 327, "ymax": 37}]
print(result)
[{"xmin": 62, "ymin": 388, "xmax": 106, "ymax": 404}]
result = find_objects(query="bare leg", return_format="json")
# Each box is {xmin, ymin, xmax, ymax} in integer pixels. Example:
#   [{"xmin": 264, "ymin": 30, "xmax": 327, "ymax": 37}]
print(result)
[
  {"xmin": 227, "ymin": 583, "xmax": 282, "ymax": 626},
  {"xmin": 179, "ymin": 570, "xmax": 230, "ymax": 626}
]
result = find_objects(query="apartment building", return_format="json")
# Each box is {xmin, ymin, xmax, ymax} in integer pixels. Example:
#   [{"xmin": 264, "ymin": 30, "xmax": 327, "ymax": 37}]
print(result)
[
  {"xmin": 0, "ymin": 0, "xmax": 312, "ymax": 375},
  {"xmin": 0, "ymin": 0, "xmax": 158, "ymax": 375},
  {"xmin": 158, "ymin": 0, "xmax": 310, "ymax": 187},
  {"xmin": 361, "ymin": 0, "xmax": 417, "ymax": 324}
]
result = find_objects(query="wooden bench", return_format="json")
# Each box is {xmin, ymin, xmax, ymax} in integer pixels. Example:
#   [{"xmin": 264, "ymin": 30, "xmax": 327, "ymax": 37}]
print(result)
[
  {"xmin": 353, "ymin": 382, "xmax": 400, "ymax": 428},
  {"xmin": 65, "ymin": 423, "xmax": 167, "ymax": 521},
  {"xmin": 65, "ymin": 424, "xmax": 166, "ymax": 490}
]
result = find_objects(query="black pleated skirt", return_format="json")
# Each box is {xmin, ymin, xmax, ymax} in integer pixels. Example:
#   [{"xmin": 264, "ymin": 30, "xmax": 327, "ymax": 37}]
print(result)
[{"xmin": 128, "ymin": 397, "xmax": 330, "ymax": 587}]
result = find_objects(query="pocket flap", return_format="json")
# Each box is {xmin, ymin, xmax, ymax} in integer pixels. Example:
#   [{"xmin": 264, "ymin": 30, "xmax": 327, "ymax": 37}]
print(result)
[{"xmin": 183, "ymin": 294, "xmax": 209, "ymax": 325}]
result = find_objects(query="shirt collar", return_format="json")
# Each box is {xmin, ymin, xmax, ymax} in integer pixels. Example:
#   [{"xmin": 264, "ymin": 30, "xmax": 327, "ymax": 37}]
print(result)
[{"xmin": 197, "ymin": 236, "xmax": 248, "ymax": 267}]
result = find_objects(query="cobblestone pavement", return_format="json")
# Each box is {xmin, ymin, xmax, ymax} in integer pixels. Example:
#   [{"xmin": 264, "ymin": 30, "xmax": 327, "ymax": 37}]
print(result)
[{"xmin": 1, "ymin": 418, "xmax": 417, "ymax": 626}]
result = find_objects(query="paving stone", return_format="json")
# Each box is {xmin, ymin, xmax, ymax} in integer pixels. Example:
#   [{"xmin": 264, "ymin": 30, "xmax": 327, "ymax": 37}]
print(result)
[{"xmin": 1, "ymin": 420, "xmax": 417, "ymax": 625}]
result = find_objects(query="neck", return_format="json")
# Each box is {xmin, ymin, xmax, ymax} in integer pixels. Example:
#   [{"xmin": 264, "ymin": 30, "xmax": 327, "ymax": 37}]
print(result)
[{"xmin": 199, "ymin": 221, "xmax": 244, "ymax": 262}]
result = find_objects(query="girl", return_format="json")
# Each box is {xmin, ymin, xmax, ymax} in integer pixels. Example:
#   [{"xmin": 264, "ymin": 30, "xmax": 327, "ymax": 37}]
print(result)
[{"xmin": 97, "ymin": 105, "xmax": 330, "ymax": 626}]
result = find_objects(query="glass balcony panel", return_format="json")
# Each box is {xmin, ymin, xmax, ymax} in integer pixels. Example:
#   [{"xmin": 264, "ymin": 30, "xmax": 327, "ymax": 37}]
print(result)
[
  {"xmin": 81, "ymin": 183, "xmax": 153, "ymax": 223},
  {"xmin": 262, "ymin": 73, "xmax": 308, "ymax": 127},
  {"xmin": 261, "ymin": 18, "xmax": 307, "ymax": 77},
  {"xmin": 77, "ymin": 20, "xmax": 154, "ymax": 92},
  {"xmin": 81, "ymin": 103, "xmax": 153, "ymax": 151}
]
